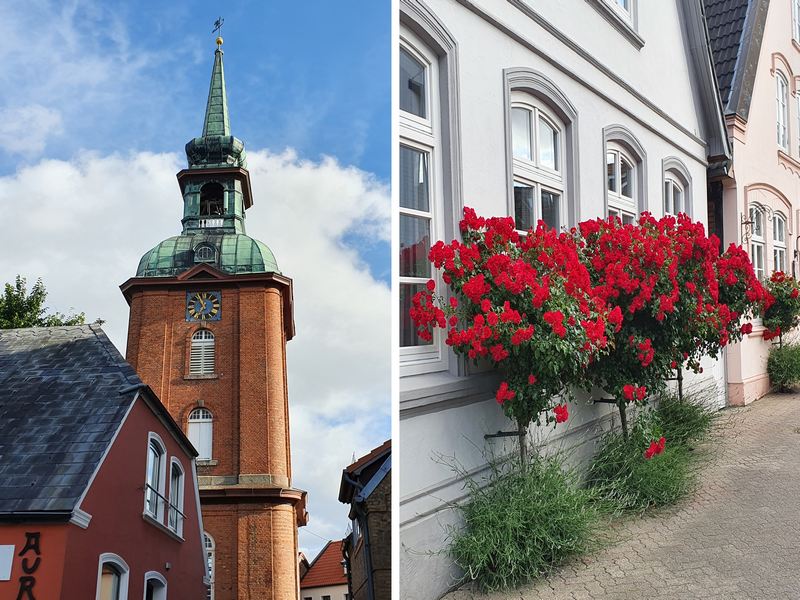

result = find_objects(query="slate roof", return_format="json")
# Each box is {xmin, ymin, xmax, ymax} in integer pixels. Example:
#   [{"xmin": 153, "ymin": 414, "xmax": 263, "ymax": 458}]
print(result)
[
  {"xmin": 0, "ymin": 325, "xmax": 141, "ymax": 517},
  {"xmin": 300, "ymin": 540, "xmax": 348, "ymax": 589},
  {"xmin": 703, "ymin": 0, "xmax": 769, "ymax": 119}
]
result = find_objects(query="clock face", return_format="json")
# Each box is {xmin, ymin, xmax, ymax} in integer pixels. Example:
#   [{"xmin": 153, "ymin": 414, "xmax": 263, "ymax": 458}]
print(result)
[{"xmin": 186, "ymin": 291, "xmax": 221, "ymax": 321}]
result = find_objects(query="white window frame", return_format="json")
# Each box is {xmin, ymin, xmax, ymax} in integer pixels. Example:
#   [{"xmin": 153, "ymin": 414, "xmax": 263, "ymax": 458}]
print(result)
[
  {"xmin": 399, "ymin": 30, "xmax": 449, "ymax": 376},
  {"xmin": 167, "ymin": 458, "xmax": 185, "ymax": 537},
  {"xmin": 188, "ymin": 408, "xmax": 213, "ymax": 461},
  {"xmin": 794, "ymin": 0, "xmax": 800, "ymax": 42},
  {"xmin": 144, "ymin": 433, "xmax": 167, "ymax": 523},
  {"xmin": 143, "ymin": 571, "xmax": 167, "ymax": 600},
  {"xmin": 204, "ymin": 532, "xmax": 215, "ymax": 600},
  {"xmin": 750, "ymin": 205, "xmax": 766, "ymax": 281},
  {"xmin": 608, "ymin": 0, "xmax": 635, "ymax": 23},
  {"xmin": 95, "ymin": 553, "xmax": 130, "ymax": 600},
  {"xmin": 777, "ymin": 71, "xmax": 790, "ymax": 151},
  {"xmin": 510, "ymin": 94, "xmax": 565, "ymax": 233},
  {"xmin": 189, "ymin": 329, "xmax": 215, "ymax": 375},
  {"xmin": 606, "ymin": 142, "xmax": 638, "ymax": 223},
  {"xmin": 663, "ymin": 175, "xmax": 685, "ymax": 216},
  {"xmin": 774, "ymin": 213, "xmax": 787, "ymax": 273}
]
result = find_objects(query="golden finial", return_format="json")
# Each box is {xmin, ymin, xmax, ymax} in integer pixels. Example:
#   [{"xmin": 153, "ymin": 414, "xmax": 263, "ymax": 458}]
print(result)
[{"xmin": 216, "ymin": 36, "xmax": 224, "ymax": 48}]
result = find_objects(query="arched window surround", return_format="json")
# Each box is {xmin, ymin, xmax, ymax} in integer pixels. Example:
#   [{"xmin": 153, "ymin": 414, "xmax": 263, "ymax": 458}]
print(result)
[
  {"xmin": 504, "ymin": 67, "xmax": 580, "ymax": 228},
  {"xmin": 143, "ymin": 571, "xmax": 167, "ymax": 600},
  {"xmin": 95, "ymin": 553, "xmax": 129, "ymax": 600},
  {"xmin": 662, "ymin": 157, "xmax": 693, "ymax": 218},
  {"xmin": 603, "ymin": 124, "xmax": 647, "ymax": 218}
]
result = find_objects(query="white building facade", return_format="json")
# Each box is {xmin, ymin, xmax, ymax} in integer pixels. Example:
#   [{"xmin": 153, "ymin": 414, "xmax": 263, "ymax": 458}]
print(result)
[{"xmin": 398, "ymin": 1, "xmax": 730, "ymax": 597}]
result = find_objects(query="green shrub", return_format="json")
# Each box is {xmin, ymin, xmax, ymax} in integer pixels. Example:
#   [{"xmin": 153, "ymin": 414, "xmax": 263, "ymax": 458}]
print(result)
[
  {"xmin": 655, "ymin": 393, "xmax": 715, "ymax": 446},
  {"xmin": 449, "ymin": 456, "xmax": 603, "ymax": 592},
  {"xmin": 588, "ymin": 412, "xmax": 695, "ymax": 513},
  {"xmin": 767, "ymin": 343, "xmax": 800, "ymax": 390}
]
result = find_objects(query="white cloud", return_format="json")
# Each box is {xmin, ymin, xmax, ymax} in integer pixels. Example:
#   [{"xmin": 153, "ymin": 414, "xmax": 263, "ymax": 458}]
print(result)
[
  {"xmin": 0, "ymin": 148, "xmax": 390, "ymax": 559},
  {"xmin": 0, "ymin": 105, "xmax": 63, "ymax": 156}
]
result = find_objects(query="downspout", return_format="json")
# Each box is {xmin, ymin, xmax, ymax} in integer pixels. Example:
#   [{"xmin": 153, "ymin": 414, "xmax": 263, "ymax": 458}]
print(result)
[{"xmin": 343, "ymin": 473, "xmax": 376, "ymax": 600}]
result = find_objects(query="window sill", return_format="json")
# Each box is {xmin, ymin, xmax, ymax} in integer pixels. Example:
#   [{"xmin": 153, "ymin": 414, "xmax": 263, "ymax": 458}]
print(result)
[
  {"xmin": 793, "ymin": 39, "xmax": 800, "ymax": 54},
  {"xmin": 197, "ymin": 459, "xmax": 218, "ymax": 467},
  {"xmin": 184, "ymin": 373, "xmax": 218, "ymax": 381},
  {"xmin": 400, "ymin": 370, "xmax": 500, "ymax": 416},
  {"xmin": 142, "ymin": 511, "xmax": 185, "ymax": 543},
  {"xmin": 585, "ymin": 0, "xmax": 644, "ymax": 49}
]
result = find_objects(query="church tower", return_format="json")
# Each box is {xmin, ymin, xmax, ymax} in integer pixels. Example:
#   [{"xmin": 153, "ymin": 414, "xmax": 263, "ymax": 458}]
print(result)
[{"xmin": 120, "ymin": 38, "xmax": 307, "ymax": 600}]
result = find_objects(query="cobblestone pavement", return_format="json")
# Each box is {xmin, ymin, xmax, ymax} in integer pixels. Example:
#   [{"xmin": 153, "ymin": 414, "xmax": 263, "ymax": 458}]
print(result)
[{"xmin": 444, "ymin": 394, "xmax": 800, "ymax": 600}]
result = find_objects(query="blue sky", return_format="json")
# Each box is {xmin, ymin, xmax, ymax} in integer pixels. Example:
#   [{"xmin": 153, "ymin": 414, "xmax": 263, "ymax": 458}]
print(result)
[
  {"xmin": 1, "ymin": 0, "xmax": 391, "ymax": 563},
  {"xmin": 1, "ymin": 0, "xmax": 390, "ymax": 281}
]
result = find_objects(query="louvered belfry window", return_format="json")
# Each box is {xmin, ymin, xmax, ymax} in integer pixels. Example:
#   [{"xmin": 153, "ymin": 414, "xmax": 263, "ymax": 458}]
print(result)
[{"xmin": 190, "ymin": 329, "xmax": 215, "ymax": 375}]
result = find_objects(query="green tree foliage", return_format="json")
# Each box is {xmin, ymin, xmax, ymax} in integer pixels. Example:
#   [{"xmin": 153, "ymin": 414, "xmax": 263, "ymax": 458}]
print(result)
[{"xmin": 0, "ymin": 276, "xmax": 87, "ymax": 329}]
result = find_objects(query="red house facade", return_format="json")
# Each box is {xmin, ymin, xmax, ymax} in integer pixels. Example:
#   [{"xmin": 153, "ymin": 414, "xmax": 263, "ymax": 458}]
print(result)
[{"xmin": 0, "ymin": 325, "xmax": 206, "ymax": 600}]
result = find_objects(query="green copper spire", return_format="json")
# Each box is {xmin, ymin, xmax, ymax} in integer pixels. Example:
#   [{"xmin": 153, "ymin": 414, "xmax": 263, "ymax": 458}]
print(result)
[
  {"xmin": 202, "ymin": 48, "xmax": 231, "ymax": 137},
  {"xmin": 185, "ymin": 40, "xmax": 247, "ymax": 170}
]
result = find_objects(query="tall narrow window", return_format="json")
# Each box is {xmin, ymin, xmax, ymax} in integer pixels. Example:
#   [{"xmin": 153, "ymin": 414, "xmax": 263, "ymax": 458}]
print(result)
[
  {"xmin": 777, "ymin": 72, "xmax": 789, "ymax": 151},
  {"xmin": 510, "ymin": 96, "xmax": 564, "ymax": 232},
  {"xmin": 97, "ymin": 554, "xmax": 129, "ymax": 600},
  {"xmin": 794, "ymin": 0, "xmax": 800, "ymax": 42},
  {"xmin": 663, "ymin": 176, "xmax": 684, "ymax": 216},
  {"xmin": 606, "ymin": 143, "xmax": 638, "ymax": 224},
  {"xmin": 750, "ymin": 205, "xmax": 766, "ymax": 280},
  {"xmin": 145, "ymin": 437, "xmax": 166, "ymax": 520},
  {"xmin": 188, "ymin": 408, "xmax": 213, "ymax": 460},
  {"xmin": 190, "ymin": 330, "xmax": 215, "ymax": 375},
  {"xmin": 774, "ymin": 213, "xmax": 787, "ymax": 273},
  {"xmin": 144, "ymin": 574, "xmax": 167, "ymax": 600},
  {"xmin": 204, "ymin": 532, "xmax": 215, "ymax": 600},
  {"xmin": 399, "ymin": 32, "xmax": 448, "ymax": 375},
  {"xmin": 168, "ymin": 460, "xmax": 184, "ymax": 536}
]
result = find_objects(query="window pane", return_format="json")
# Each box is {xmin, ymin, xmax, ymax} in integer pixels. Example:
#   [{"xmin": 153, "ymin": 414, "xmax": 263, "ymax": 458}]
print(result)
[
  {"xmin": 620, "ymin": 156, "xmax": 633, "ymax": 198},
  {"xmin": 673, "ymin": 186, "xmax": 683, "ymax": 214},
  {"xmin": 541, "ymin": 190, "xmax": 560, "ymax": 230},
  {"xmin": 400, "ymin": 284, "xmax": 432, "ymax": 347},
  {"xmin": 511, "ymin": 108, "xmax": 532, "ymax": 161},
  {"xmin": 607, "ymin": 152, "xmax": 617, "ymax": 192},
  {"xmin": 538, "ymin": 117, "xmax": 558, "ymax": 170},
  {"xmin": 514, "ymin": 183, "xmax": 535, "ymax": 231},
  {"xmin": 622, "ymin": 213, "xmax": 635, "ymax": 225},
  {"xmin": 617, "ymin": 0, "xmax": 629, "ymax": 10},
  {"xmin": 399, "ymin": 215, "xmax": 431, "ymax": 278},
  {"xmin": 664, "ymin": 181, "xmax": 672, "ymax": 214},
  {"xmin": 400, "ymin": 48, "xmax": 426, "ymax": 118},
  {"xmin": 100, "ymin": 566, "xmax": 121, "ymax": 600},
  {"xmin": 399, "ymin": 146, "xmax": 430, "ymax": 212}
]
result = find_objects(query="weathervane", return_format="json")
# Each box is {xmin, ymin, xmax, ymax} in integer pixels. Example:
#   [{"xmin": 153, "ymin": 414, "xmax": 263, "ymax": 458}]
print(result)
[{"xmin": 213, "ymin": 17, "xmax": 224, "ymax": 47}]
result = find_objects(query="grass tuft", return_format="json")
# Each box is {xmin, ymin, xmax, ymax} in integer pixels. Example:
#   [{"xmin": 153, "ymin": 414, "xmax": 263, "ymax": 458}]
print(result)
[{"xmin": 449, "ymin": 456, "xmax": 605, "ymax": 593}]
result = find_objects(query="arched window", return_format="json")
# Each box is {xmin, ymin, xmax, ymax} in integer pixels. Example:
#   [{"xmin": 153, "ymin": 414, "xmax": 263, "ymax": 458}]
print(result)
[
  {"xmin": 143, "ymin": 572, "xmax": 167, "ymax": 600},
  {"xmin": 168, "ymin": 458, "xmax": 185, "ymax": 536},
  {"xmin": 604, "ymin": 125, "xmax": 647, "ymax": 222},
  {"xmin": 144, "ymin": 434, "xmax": 166, "ymax": 520},
  {"xmin": 662, "ymin": 158, "xmax": 693, "ymax": 217},
  {"xmin": 204, "ymin": 532, "xmax": 215, "ymax": 600},
  {"xmin": 774, "ymin": 213, "xmax": 787, "ymax": 273},
  {"xmin": 777, "ymin": 72, "xmax": 789, "ymax": 151},
  {"xmin": 199, "ymin": 182, "xmax": 225, "ymax": 216},
  {"xmin": 606, "ymin": 143, "xmax": 637, "ymax": 224},
  {"xmin": 510, "ymin": 95, "xmax": 564, "ymax": 231},
  {"xmin": 96, "ymin": 553, "xmax": 129, "ymax": 600},
  {"xmin": 190, "ymin": 330, "xmax": 215, "ymax": 375},
  {"xmin": 188, "ymin": 408, "xmax": 213, "ymax": 460},
  {"xmin": 750, "ymin": 204, "xmax": 766, "ymax": 280},
  {"xmin": 194, "ymin": 245, "xmax": 217, "ymax": 263}
]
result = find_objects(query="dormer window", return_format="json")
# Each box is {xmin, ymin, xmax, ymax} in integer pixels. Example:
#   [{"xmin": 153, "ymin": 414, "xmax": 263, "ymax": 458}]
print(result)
[
  {"xmin": 195, "ymin": 245, "xmax": 216, "ymax": 263},
  {"xmin": 200, "ymin": 183, "xmax": 225, "ymax": 216}
]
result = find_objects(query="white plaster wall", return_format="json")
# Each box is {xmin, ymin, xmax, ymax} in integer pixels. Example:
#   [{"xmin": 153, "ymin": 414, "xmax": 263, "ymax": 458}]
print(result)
[{"xmin": 400, "ymin": 1, "xmax": 724, "ymax": 597}]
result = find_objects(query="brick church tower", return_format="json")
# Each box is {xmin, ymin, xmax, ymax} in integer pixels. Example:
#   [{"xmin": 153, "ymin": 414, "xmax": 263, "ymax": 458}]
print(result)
[{"xmin": 120, "ymin": 38, "xmax": 307, "ymax": 600}]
